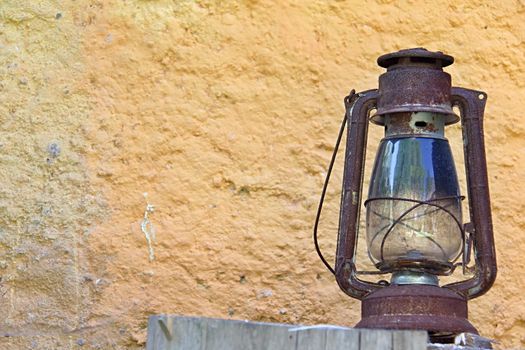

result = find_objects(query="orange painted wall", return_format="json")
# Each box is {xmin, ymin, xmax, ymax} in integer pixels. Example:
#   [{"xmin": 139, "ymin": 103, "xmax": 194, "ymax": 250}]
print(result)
[{"xmin": 1, "ymin": 1, "xmax": 524, "ymax": 348}]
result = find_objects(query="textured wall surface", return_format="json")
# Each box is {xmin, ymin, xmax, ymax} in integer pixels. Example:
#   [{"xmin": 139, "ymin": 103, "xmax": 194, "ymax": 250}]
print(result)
[{"xmin": 0, "ymin": 0, "xmax": 524, "ymax": 349}]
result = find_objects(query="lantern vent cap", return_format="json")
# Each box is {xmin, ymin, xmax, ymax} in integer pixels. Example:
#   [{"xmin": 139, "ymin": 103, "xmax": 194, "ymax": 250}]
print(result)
[{"xmin": 378, "ymin": 48, "xmax": 454, "ymax": 70}]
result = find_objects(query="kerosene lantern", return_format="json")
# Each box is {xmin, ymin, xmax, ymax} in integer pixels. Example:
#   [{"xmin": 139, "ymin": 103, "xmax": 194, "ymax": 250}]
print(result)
[{"xmin": 314, "ymin": 48, "xmax": 497, "ymax": 340}]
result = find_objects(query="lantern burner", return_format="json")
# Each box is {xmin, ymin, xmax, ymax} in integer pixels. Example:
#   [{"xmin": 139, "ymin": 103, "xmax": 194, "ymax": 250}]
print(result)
[{"xmin": 384, "ymin": 112, "xmax": 445, "ymax": 138}]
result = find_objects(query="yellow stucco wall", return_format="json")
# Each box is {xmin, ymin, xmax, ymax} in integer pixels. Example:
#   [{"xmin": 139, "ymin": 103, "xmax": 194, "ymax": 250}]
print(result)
[{"xmin": 0, "ymin": 0, "xmax": 524, "ymax": 348}]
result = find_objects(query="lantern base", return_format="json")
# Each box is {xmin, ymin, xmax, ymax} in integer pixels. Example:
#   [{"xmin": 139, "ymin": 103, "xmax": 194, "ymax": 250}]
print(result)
[{"xmin": 356, "ymin": 284, "xmax": 477, "ymax": 342}]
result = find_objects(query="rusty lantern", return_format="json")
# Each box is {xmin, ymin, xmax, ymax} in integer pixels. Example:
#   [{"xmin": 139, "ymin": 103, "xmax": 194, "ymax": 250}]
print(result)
[{"xmin": 314, "ymin": 48, "xmax": 497, "ymax": 340}]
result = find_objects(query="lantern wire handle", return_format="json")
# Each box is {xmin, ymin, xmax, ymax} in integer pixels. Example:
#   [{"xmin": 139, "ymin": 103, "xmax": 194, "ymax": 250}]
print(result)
[{"xmin": 313, "ymin": 90, "xmax": 356, "ymax": 276}]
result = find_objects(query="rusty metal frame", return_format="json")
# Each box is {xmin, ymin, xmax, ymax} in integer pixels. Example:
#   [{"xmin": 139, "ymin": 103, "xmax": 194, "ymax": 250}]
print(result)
[
  {"xmin": 335, "ymin": 89, "xmax": 381, "ymax": 299},
  {"xmin": 333, "ymin": 50, "xmax": 497, "ymax": 303},
  {"xmin": 327, "ymin": 49, "xmax": 497, "ymax": 336},
  {"xmin": 444, "ymin": 87, "xmax": 497, "ymax": 299}
]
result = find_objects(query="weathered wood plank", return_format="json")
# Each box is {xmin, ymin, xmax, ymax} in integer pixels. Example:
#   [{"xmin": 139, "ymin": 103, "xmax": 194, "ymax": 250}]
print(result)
[
  {"xmin": 359, "ymin": 329, "xmax": 392, "ymax": 350},
  {"xmin": 295, "ymin": 327, "xmax": 327, "ymax": 350},
  {"xmin": 172, "ymin": 316, "xmax": 205, "ymax": 350},
  {"xmin": 146, "ymin": 315, "xmax": 428, "ymax": 350},
  {"xmin": 146, "ymin": 316, "xmax": 160, "ymax": 350},
  {"xmin": 234, "ymin": 320, "xmax": 296, "ymax": 350},
  {"xmin": 202, "ymin": 318, "xmax": 296, "ymax": 350},
  {"xmin": 325, "ymin": 328, "xmax": 360, "ymax": 350},
  {"xmin": 147, "ymin": 315, "xmax": 207, "ymax": 350},
  {"xmin": 393, "ymin": 329, "xmax": 428, "ymax": 350}
]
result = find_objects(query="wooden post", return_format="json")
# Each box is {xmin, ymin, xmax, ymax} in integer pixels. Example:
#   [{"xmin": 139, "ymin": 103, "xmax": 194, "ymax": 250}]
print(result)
[{"xmin": 146, "ymin": 315, "xmax": 429, "ymax": 350}]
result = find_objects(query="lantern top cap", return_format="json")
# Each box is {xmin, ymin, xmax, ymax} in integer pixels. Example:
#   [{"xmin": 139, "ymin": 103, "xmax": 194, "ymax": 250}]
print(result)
[{"xmin": 377, "ymin": 48, "xmax": 454, "ymax": 69}]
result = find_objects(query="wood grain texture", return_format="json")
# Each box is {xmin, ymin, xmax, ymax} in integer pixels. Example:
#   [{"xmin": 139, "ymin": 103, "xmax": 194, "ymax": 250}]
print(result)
[{"xmin": 147, "ymin": 315, "xmax": 428, "ymax": 350}]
